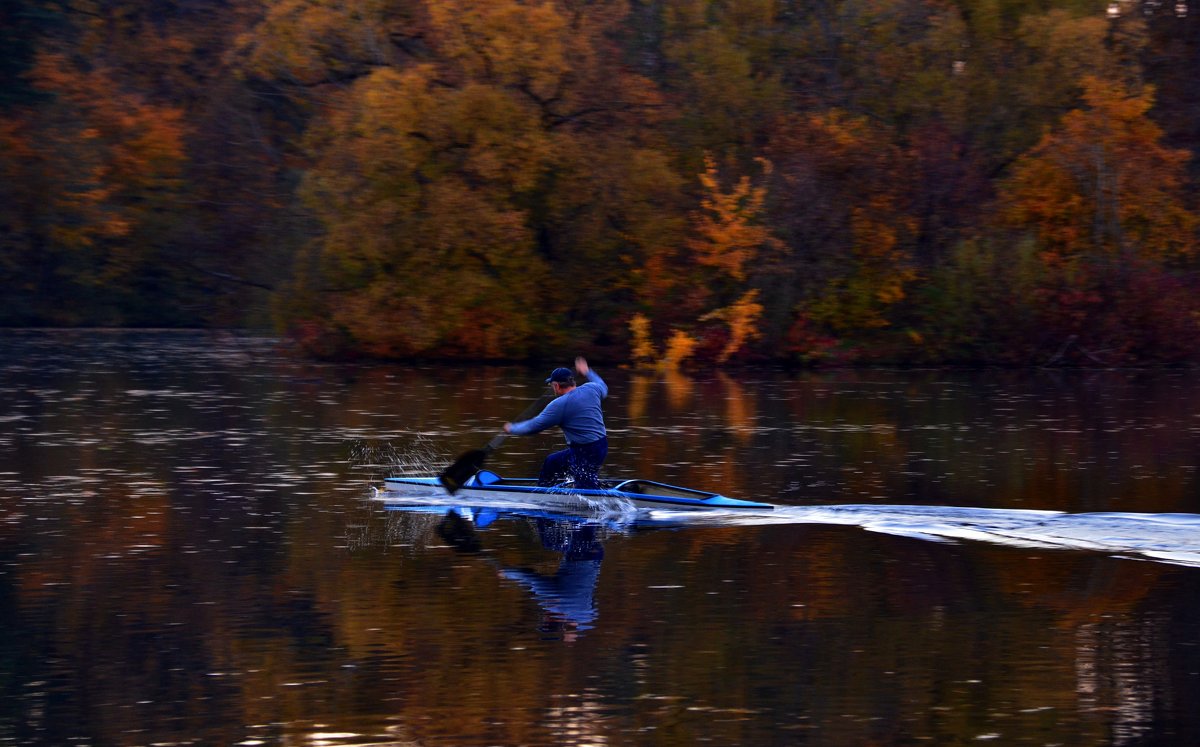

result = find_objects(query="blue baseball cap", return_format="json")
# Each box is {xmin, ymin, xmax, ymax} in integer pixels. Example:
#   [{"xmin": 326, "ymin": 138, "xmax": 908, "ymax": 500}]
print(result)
[{"xmin": 545, "ymin": 367, "xmax": 575, "ymax": 384}]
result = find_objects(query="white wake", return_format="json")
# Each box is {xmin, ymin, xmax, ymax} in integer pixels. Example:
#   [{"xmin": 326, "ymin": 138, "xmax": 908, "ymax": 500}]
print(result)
[{"xmin": 655, "ymin": 504, "xmax": 1200, "ymax": 568}]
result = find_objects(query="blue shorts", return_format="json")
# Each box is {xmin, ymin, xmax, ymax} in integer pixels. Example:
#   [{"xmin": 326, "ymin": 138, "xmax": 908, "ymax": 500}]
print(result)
[{"xmin": 538, "ymin": 437, "xmax": 608, "ymax": 489}]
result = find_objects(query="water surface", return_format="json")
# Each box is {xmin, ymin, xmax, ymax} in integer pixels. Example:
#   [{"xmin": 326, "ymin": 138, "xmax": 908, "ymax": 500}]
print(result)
[{"xmin": 1, "ymin": 331, "xmax": 1197, "ymax": 745}]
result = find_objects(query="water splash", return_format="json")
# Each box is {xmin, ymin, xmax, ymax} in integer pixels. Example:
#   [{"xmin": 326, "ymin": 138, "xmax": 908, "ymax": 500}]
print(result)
[
  {"xmin": 348, "ymin": 436, "xmax": 445, "ymax": 478},
  {"xmin": 575, "ymin": 492, "xmax": 641, "ymax": 520}
]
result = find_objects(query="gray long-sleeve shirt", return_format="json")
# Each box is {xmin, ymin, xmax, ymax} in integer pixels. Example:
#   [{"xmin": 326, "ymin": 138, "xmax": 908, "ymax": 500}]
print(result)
[{"xmin": 508, "ymin": 371, "xmax": 608, "ymax": 444}]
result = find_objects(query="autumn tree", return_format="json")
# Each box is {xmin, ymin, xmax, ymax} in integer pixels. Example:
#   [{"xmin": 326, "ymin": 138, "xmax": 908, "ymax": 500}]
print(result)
[
  {"xmin": 764, "ymin": 111, "xmax": 917, "ymax": 360},
  {"xmin": 997, "ymin": 76, "xmax": 1199, "ymax": 362},
  {"xmin": 0, "ymin": 51, "xmax": 187, "ymax": 324},
  {"xmin": 656, "ymin": 0, "xmax": 789, "ymax": 163},
  {"xmin": 2, "ymin": 0, "xmax": 1198, "ymax": 364},
  {"xmin": 1003, "ymin": 76, "xmax": 1196, "ymax": 264},
  {"xmin": 631, "ymin": 154, "xmax": 776, "ymax": 367},
  {"xmin": 250, "ymin": 0, "xmax": 682, "ymax": 358},
  {"xmin": 0, "ymin": 0, "xmax": 289, "ymax": 326},
  {"xmin": 293, "ymin": 64, "xmax": 552, "ymax": 358}
]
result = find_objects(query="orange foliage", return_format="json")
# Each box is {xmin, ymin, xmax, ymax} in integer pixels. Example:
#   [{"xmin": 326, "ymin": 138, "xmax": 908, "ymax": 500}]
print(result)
[
  {"xmin": 628, "ymin": 313, "xmax": 658, "ymax": 366},
  {"xmin": 27, "ymin": 52, "xmax": 185, "ymax": 260},
  {"xmin": 5, "ymin": 0, "xmax": 1200, "ymax": 363},
  {"xmin": 1002, "ymin": 76, "xmax": 1197, "ymax": 265},
  {"xmin": 633, "ymin": 155, "xmax": 777, "ymax": 367},
  {"xmin": 688, "ymin": 155, "xmax": 777, "ymax": 281},
  {"xmin": 700, "ymin": 289, "xmax": 765, "ymax": 364}
]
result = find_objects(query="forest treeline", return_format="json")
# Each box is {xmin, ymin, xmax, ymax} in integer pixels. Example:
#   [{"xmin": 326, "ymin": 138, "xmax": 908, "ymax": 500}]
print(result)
[{"xmin": 1, "ymin": 0, "xmax": 1198, "ymax": 365}]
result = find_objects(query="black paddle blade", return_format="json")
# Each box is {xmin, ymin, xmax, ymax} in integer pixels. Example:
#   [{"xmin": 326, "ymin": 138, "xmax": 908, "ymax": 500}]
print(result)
[{"xmin": 439, "ymin": 448, "xmax": 488, "ymax": 494}]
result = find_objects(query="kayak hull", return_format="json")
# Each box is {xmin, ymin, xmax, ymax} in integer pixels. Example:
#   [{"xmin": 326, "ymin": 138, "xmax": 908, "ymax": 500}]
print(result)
[{"xmin": 380, "ymin": 471, "xmax": 773, "ymax": 512}]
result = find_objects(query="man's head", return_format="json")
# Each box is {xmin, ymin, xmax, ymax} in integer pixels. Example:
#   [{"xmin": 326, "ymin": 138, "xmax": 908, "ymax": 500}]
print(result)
[{"xmin": 546, "ymin": 366, "xmax": 576, "ymax": 395}]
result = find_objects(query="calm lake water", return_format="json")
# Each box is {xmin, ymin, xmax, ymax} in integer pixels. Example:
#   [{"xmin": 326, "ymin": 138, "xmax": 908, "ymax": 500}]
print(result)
[{"xmin": 1, "ymin": 330, "xmax": 1198, "ymax": 746}]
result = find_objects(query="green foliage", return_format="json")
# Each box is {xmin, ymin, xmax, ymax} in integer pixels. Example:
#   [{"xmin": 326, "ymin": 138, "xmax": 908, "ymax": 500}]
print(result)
[{"xmin": 912, "ymin": 237, "xmax": 1045, "ymax": 363}]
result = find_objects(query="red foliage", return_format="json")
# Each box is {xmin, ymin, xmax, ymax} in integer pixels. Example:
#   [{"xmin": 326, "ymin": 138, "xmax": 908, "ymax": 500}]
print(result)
[
  {"xmin": 784, "ymin": 315, "xmax": 843, "ymax": 365},
  {"xmin": 1036, "ymin": 260, "xmax": 1200, "ymax": 365}
]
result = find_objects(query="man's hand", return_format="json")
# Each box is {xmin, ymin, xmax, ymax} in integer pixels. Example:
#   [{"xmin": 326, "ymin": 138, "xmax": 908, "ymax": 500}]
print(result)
[
  {"xmin": 575, "ymin": 356, "xmax": 589, "ymax": 377},
  {"xmin": 503, "ymin": 422, "xmax": 513, "ymax": 433}
]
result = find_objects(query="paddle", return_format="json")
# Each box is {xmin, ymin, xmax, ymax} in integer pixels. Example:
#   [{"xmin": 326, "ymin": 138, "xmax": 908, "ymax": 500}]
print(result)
[{"xmin": 438, "ymin": 391, "xmax": 553, "ymax": 494}]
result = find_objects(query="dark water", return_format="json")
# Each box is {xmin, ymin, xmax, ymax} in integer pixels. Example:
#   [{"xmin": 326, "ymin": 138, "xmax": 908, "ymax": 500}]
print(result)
[{"xmin": 1, "ymin": 331, "xmax": 1198, "ymax": 746}]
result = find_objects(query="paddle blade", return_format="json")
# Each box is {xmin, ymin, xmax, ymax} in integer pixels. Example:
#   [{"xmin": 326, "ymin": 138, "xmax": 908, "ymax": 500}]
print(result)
[{"xmin": 439, "ymin": 448, "xmax": 488, "ymax": 494}]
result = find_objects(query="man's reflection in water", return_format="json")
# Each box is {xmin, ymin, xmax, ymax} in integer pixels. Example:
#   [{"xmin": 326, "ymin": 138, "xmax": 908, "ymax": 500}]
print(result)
[
  {"xmin": 436, "ymin": 510, "xmax": 604, "ymax": 640},
  {"xmin": 500, "ymin": 520, "xmax": 603, "ymax": 639}
]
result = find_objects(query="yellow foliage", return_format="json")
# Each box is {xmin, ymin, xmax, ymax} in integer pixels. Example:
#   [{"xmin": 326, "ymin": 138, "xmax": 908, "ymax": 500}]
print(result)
[
  {"xmin": 687, "ymin": 154, "xmax": 777, "ymax": 281},
  {"xmin": 297, "ymin": 56, "xmax": 557, "ymax": 358},
  {"xmin": 638, "ymin": 156, "xmax": 777, "ymax": 369},
  {"xmin": 661, "ymin": 329, "xmax": 699, "ymax": 370},
  {"xmin": 700, "ymin": 289, "xmax": 764, "ymax": 363},
  {"xmin": 427, "ymin": 0, "xmax": 568, "ymax": 99},
  {"xmin": 236, "ymin": 0, "xmax": 394, "ymax": 85},
  {"xmin": 628, "ymin": 314, "xmax": 658, "ymax": 365},
  {"xmin": 629, "ymin": 155, "xmax": 776, "ymax": 367},
  {"xmin": 629, "ymin": 316, "xmax": 700, "ymax": 371}
]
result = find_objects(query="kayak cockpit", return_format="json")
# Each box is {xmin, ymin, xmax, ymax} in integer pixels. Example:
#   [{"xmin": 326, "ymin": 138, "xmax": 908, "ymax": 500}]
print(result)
[
  {"xmin": 609, "ymin": 479, "xmax": 719, "ymax": 500},
  {"xmin": 412, "ymin": 470, "xmax": 773, "ymax": 510},
  {"xmin": 466, "ymin": 471, "xmax": 715, "ymax": 499}
]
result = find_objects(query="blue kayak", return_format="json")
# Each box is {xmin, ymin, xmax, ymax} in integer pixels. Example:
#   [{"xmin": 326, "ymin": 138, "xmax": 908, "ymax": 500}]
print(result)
[{"xmin": 380, "ymin": 470, "xmax": 774, "ymax": 512}]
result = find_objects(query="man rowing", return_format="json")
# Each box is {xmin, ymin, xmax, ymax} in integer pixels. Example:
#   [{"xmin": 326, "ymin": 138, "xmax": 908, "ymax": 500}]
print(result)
[{"xmin": 504, "ymin": 356, "xmax": 608, "ymax": 489}]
